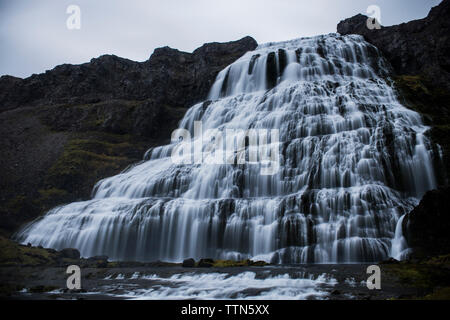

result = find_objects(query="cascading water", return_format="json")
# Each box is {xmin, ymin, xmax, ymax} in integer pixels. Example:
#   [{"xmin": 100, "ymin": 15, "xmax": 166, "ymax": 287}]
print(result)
[{"xmin": 16, "ymin": 33, "xmax": 438, "ymax": 263}]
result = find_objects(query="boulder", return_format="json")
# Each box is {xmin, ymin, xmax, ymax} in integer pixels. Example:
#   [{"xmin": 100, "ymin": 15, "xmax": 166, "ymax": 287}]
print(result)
[
  {"xmin": 182, "ymin": 258, "xmax": 196, "ymax": 268},
  {"xmin": 403, "ymin": 187, "xmax": 450, "ymax": 257},
  {"xmin": 197, "ymin": 258, "xmax": 214, "ymax": 268},
  {"xmin": 59, "ymin": 248, "xmax": 80, "ymax": 260}
]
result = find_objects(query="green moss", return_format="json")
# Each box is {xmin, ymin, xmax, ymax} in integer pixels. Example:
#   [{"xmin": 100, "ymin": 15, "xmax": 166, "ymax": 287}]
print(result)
[
  {"xmin": 0, "ymin": 284, "xmax": 24, "ymax": 297},
  {"xmin": 45, "ymin": 137, "xmax": 133, "ymax": 198},
  {"xmin": 422, "ymin": 287, "xmax": 450, "ymax": 300},
  {"xmin": 5, "ymin": 196, "xmax": 28, "ymax": 215},
  {"xmin": 107, "ymin": 261, "xmax": 120, "ymax": 268},
  {"xmin": 384, "ymin": 256, "xmax": 450, "ymax": 299},
  {"xmin": 396, "ymin": 75, "xmax": 430, "ymax": 95},
  {"xmin": 394, "ymin": 74, "xmax": 450, "ymax": 184},
  {"xmin": 394, "ymin": 75, "xmax": 450, "ymax": 125},
  {"xmin": 0, "ymin": 236, "xmax": 58, "ymax": 266},
  {"xmin": 38, "ymin": 188, "xmax": 69, "ymax": 202}
]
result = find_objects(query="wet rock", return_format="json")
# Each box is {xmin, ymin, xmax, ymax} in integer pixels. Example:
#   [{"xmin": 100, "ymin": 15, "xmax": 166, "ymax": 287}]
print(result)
[
  {"xmin": 220, "ymin": 68, "xmax": 231, "ymax": 97},
  {"xmin": 331, "ymin": 289, "xmax": 341, "ymax": 295},
  {"xmin": 198, "ymin": 258, "xmax": 214, "ymax": 268},
  {"xmin": 266, "ymin": 52, "xmax": 278, "ymax": 89},
  {"xmin": 403, "ymin": 187, "xmax": 450, "ymax": 256},
  {"xmin": 88, "ymin": 255, "xmax": 108, "ymax": 261},
  {"xmin": 382, "ymin": 258, "xmax": 399, "ymax": 264},
  {"xmin": 248, "ymin": 54, "xmax": 260, "ymax": 75},
  {"xmin": 337, "ymin": 0, "xmax": 450, "ymax": 90},
  {"xmin": 182, "ymin": 258, "xmax": 196, "ymax": 268},
  {"xmin": 59, "ymin": 248, "xmax": 80, "ymax": 260},
  {"xmin": 278, "ymin": 49, "xmax": 288, "ymax": 75},
  {"xmin": 0, "ymin": 36, "xmax": 257, "ymax": 235},
  {"xmin": 87, "ymin": 255, "xmax": 109, "ymax": 268},
  {"xmin": 249, "ymin": 260, "xmax": 269, "ymax": 267}
]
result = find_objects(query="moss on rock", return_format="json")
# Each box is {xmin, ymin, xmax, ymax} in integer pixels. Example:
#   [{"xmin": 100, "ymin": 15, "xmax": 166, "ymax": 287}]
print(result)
[{"xmin": 394, "ymin": 74, "xmax": 450, "ymax": 185}]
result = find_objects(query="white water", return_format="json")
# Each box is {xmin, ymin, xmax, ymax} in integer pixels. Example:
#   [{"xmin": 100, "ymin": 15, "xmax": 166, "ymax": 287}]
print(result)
[
  {"xmin": 102, "ymin": 271, "xmax": 337, "ymax": 300},
  {"xmin": 16, "ymin": 34, "xmax": 438, "ymax": 263}
]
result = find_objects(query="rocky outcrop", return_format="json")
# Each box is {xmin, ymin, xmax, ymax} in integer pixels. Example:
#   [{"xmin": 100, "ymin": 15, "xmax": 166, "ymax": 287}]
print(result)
[
  {"xmin": 337, "ymin": 0, "xmax": 450, "ymax": 90},
  {"xmin": 338, "ymin": 1, "xmax": 450, "ymax": 185},
  {"xmin": 0, "ymin": 37, "xmax": 257, "ymax": 235},
  {"xmin": 0, "ymin": 36, "xmax": 257, "ymax": 112},
  {"xmin": 338, "ymin": 1, "xmax": 450, "ymax": 258},
  {"xmin": 403, "ymin": 187, "xmax": 450, "ymax": 257}
]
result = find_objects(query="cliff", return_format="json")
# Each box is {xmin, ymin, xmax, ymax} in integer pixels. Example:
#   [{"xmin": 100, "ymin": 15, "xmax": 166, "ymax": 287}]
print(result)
[
  {"xmin": 337, "ymin": 0, "xmax": 450, "ymax": 90},
  {"xmin": 0, "ymin": 36, "xmax": 257, "ymax": 234},
  {"xmin": 337, "ymin": 0, "xmax": 450, "ymax": 257}
]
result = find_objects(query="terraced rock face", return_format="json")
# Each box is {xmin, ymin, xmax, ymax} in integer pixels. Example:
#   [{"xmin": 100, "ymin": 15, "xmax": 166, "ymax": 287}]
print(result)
[
  {"xmin": 0, "ymin": 37, "xmax": 257, "ymax": 234},
  {"xmin": 16, "ymin": 34, "xmax": 438, "ymax": 263},
  {"xmin": 337, "ymin": 0, "xmax": 450, "ymax": 90}
]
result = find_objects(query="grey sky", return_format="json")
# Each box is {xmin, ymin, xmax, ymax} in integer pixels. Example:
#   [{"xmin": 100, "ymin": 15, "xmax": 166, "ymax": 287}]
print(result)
[{"xmin": 0, "ymin": 0, "xmax": 442, "ymax": 78}]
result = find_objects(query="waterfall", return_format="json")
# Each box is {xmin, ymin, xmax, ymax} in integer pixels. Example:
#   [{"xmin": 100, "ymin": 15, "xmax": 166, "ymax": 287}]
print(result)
[{"xmin": 15, "ymin": 33, "xmax": 438, "ymax": 263}]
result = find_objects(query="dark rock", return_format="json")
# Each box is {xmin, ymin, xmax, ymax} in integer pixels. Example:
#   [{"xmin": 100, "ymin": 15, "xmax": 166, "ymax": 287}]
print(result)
[
  {"xmin": 382, "ymin": 258, "xmax": 399, "ymax": 264},
  {"xmin": 182, "ymin": 258, "xmax": 196, "ymax": 268},
  {"xmin": 270, "ymin": 252, "xmax": 280, "ymax": 264},
  {"xmin": 249, "ymin": 260, "xmax": 269, "ymax": 267},
  {"xmin": 248, "ymin": 54, "xmax": 260, "ymax": 75},
  {"xmin": 96, "ymin": 261, "xmax": 108, "ymax": 268},
  {"xmin": 146, "ymin": 260, "xmax": 179, "ymax": 267},
  {"xmin": 0, "ymin": 36, "xmax": 257, "ymax": 112},
  {"xmin": 87, "ymin": 255, "xmax": 108, "ymax": 261},
  {"xmin": 59, "ymin": 248, "xmax": 81, "ymax": 260},
  {"xmin": 331, "ymin": 289, "xmax": 341, "ymax": 295},
  {"xmin": 198, "ymin": 258, "xmax": 214, "ymax": 268},
  {"xmin": 266, "ymin": 52, "xmax": 278, "ymax": 89},
  {"xmin": 220, "ymin": 68, "xmax": 231, "ymax": 97},
  {"xmin": 403, "ymin": 187, "xmax": 450, "ymax": 256},
  {"xmin": 278, "ymin": 49, "xmax": 288, "ymax": 75},
  {"xmin": 337, "ymin": 0, "xmax": 450, "ymax": 90},
  {"xmin": 0, "ymin": 36, "xmax": 257, "ymax": 235}
]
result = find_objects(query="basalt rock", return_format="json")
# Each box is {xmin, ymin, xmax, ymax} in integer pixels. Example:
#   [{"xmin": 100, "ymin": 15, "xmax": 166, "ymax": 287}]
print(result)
[
  {"xmin": 0, "ymin": 37, "xmax": 257, "ymax": 235},
  {"xmin": 403, "ymin": 187, "xmax": 450, "ymax": 257},
  {"xmin": 337, "ymin": 0, "xmax": 450, "ymax": 90},
  {"xmin": 59, "ymin": 248, "xmax": 81, "ymax": 260},
  {"xmin": 197, "ymin": 258, "xmax": 214, "ymax": 268},
  {"xmin": 338, "ymin": 2, "xmax": 450, "ymax": 258},
  {"xmin": 0, "ymin": 36, "xmax": 257, "ymax": 112},
  {"xmin": 182, "ymin": 258, "xmax": 196, "ymax": 268}
]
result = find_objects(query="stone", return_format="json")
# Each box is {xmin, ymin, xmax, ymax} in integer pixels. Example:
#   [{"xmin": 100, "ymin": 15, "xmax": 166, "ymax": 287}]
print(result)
[
  {"xmin": 403, "ymin": 187, "xmax": 450, "ymax": 256},
  {"xmin": 197, "ymin": 258, "xmax": 214, "ymax": 268},
  {"xmin": 59, "ymin": 248, "xmax": 81, "ymax": 260},
  {"xmin": 0, "ymin": 36, "xmax": 257, "ymax": 235},
  {"xmin": 337, "ymin": 0, "xmax": 450, "ymax": 90},
  {"xmin": 182, "ymin": 258, "xmax": 196, "ymax": 268}
]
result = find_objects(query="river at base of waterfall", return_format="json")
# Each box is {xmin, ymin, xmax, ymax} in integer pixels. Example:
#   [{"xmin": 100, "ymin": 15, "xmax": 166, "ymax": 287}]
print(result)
[{"xmin": 5, "ymin": 264, "xmax": 419, "ymax": 300}]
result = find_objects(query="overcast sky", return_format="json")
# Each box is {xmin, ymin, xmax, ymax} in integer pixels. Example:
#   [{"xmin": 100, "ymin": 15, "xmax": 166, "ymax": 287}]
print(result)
[{"xmin": 0, "ymin": 0, "xmax": 442, "ymax": 78}]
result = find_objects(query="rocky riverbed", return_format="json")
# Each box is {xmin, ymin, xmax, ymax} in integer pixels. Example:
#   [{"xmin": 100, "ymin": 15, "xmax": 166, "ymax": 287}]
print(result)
[
  {"xmin": 1, "ymin": 236, "xmax": 449, "ymax": 300},
  {"xmin": 0, "ymin": 264, "xmax": 416, "ymax": 300}
]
